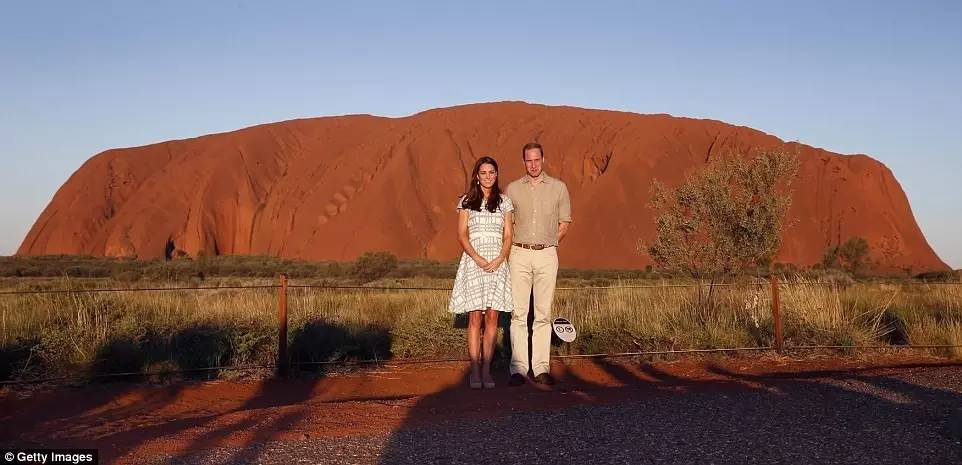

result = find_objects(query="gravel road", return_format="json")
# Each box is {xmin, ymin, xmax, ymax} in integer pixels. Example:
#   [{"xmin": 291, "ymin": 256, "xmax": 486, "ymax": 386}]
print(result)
[{"xmin": 148, "ymin": 364, "xmax": 962, "ymax": 465}]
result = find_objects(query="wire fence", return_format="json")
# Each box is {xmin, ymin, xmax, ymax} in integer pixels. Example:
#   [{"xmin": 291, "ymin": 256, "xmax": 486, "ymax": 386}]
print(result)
[
  {"xmin": 1, "ymin": 275, "xmax": 960, "ymax": 385},
  {"xmin": 2, "ymin": 279, "xmax": 961, "ymax": 296}
]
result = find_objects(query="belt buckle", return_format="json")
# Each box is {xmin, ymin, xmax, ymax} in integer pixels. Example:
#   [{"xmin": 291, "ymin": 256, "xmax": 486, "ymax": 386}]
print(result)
[{"xmin": 533, "ymin": 244, "xmax": 544, "ymax": 250}]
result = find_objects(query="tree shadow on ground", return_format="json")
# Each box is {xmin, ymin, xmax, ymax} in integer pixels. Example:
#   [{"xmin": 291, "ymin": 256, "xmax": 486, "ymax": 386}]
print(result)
[
  {"xmin": 1, "ymin": 323, "xmax": 266, "ymax": 444},
  {"xmin": 129, "ymin": 321, "xmax": 392, "ymax": 464},
  {"xmin": 1, "ymin": 320, "xmax": 394, "ymax": 465}
]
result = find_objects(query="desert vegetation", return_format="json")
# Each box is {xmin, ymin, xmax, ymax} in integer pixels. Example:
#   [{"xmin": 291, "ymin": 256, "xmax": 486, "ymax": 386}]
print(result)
[{"xmin": 0, "ymin": 260, "xmax": 959, "ymax": 383}]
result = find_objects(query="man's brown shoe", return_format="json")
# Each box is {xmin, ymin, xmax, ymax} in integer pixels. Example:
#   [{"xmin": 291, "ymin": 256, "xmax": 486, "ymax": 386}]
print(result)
[
  {"xmin": 508, "ymin": 373, "xmax": 526, "ymax": 386},
  {"xmin": 533, "ymin": 373, "xmax": 556, "ymax": 385}
]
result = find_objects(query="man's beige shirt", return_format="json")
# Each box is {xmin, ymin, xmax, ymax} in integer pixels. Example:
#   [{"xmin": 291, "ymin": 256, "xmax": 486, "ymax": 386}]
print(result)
[{"xmin": 505, "ymin": 173, "xmax": 572, "ymax": 247}]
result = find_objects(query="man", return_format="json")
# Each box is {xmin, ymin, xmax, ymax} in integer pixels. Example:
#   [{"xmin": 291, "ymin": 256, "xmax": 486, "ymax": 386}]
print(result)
[{"xmin": 504, "ymin": 142, "xmax": 572, "ymax": 386}]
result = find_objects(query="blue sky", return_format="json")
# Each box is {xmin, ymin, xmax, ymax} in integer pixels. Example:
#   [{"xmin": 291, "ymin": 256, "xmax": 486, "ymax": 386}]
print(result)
[{"xmin": 2, "ymin": 1, "xmax": 959, "ymax": 267}]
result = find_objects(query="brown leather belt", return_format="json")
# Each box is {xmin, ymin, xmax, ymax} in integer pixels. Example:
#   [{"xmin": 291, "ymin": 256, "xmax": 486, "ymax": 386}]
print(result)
[{"xmin": 512, "ymin": 242, "xmax": 555, "ymax": 250}]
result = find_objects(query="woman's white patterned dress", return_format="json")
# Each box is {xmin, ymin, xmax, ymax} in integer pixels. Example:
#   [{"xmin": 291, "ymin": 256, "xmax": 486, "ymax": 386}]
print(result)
[{"xmin": 448, "ymin": 194, "xmax": 514, "ymax": 314}]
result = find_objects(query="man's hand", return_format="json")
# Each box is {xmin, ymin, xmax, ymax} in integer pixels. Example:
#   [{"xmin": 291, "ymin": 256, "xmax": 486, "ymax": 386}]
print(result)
[{"xmin": 557, "ymin": 221, "xmax": 571, "ymax": 244}]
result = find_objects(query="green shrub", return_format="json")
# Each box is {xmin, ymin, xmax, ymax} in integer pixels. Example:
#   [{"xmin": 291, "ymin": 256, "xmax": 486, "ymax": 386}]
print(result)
[
  {"xmin": 352, "ymin": 252, "xmax": 399, "ymax": 283},
  {"xmin": 823, "ymin": 237, "xmax": 871, "ymax": 275},
  {"xmin": 644, "ymin": 150, "xmax": 799, "ymax": 278}
]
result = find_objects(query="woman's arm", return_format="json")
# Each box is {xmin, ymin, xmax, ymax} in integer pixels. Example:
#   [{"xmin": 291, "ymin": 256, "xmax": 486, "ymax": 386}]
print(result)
[
  {"xmin": 502, "ymin": 211, "xmax": 513, "ymax": 258},
  {"xmin": 483, "ymin": 211, "xmax": 513, "ymax": 272},
  {"xmin": 458, "ymin": 209, "xmax": 488, "ymax": 268}
]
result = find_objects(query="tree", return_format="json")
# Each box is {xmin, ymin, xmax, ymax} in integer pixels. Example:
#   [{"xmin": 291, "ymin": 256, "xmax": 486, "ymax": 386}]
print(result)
[{"xmin": 642, "ymin": 150, "xmax": 799, "ymax": 281}]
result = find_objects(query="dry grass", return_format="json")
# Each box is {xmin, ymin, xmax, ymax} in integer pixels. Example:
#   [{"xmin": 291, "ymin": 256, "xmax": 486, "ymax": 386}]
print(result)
[{"xmin": 1, "ymin": 275, "xmax": 960, "ymax": 382}]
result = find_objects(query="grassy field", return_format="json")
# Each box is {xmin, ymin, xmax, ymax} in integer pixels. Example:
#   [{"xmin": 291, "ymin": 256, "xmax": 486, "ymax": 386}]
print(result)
[{"xmin": 2, "ymin": 268, "xmax": 960, "ymax": 383}]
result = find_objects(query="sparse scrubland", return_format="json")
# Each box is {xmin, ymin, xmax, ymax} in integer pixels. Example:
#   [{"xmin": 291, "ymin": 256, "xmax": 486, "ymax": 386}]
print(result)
[{"xmin": 1, "ymin": 255, "xmax": 959, "ymax": 383}]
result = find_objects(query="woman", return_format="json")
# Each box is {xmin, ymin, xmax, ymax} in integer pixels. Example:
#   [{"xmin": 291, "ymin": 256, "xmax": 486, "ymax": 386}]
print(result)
[{"xmin": 448, "ymin": 156, "xmax": 514, "ymax": 389}]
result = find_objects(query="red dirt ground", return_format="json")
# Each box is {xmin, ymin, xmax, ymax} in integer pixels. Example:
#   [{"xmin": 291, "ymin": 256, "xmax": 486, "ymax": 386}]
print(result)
[{"xmin": 1, "ymin": 355, "xmax": 958, "ymax": 464}]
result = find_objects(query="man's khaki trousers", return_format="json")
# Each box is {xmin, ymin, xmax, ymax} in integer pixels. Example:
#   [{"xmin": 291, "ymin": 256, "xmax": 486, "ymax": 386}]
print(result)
[{"xmin": 508, "ymin": 245, "xmax": 559, "ymax": 377}]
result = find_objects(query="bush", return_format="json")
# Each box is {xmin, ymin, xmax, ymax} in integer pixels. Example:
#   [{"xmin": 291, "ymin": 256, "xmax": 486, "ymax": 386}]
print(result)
[
  {"xmin": 352, "ymin": 252, "xmax": 399, "ymax": 283},
  {"xmin": 643, "ymin": 150, "xmax": 799, "ymax": 278},
  {"xmin": 914, "ymin": 270, "xmax": 959, "ymax": 282},
  {"xmin": 823, "ymin": 237, "xmax": 870, "ymax": 275}
]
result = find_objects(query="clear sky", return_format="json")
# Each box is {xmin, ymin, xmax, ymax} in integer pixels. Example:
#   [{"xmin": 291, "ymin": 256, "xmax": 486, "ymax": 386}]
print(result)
[{"xmin": 2, "ymin": 1, "xmax": 959, "ymax": 267}]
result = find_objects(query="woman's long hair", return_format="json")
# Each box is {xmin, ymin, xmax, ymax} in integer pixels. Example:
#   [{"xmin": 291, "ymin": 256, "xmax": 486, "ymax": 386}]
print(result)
[{"xmin": 461, "ymin": 156, "xmax": 503, "ymax": 213}]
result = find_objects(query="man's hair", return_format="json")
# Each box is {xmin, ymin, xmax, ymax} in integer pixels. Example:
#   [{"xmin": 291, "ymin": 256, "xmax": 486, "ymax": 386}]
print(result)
[{"xmin": 521, "ymin": 142, "xmax": 544, "ymax": 159}]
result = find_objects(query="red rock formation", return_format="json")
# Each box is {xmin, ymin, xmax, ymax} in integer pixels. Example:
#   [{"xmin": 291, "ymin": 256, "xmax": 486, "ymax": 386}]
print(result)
[{"xmin": 18, "ymin": 102, "xmax": 948, "ymax": 273}]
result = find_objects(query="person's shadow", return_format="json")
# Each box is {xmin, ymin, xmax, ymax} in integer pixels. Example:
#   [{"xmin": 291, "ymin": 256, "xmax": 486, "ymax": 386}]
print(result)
[{"xmin": 376, "ymin": 355, "xmax": 962, "ymax": 464}]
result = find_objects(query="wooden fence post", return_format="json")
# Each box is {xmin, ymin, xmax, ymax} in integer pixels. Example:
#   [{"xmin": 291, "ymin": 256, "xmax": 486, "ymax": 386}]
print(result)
[
  {"xmin": 771, "ymin": 274, "xmax": 783, "ymax": 354},
  {"xmin": 277, "ymin": 273, "xmax": 289, "ymax": 376}
]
